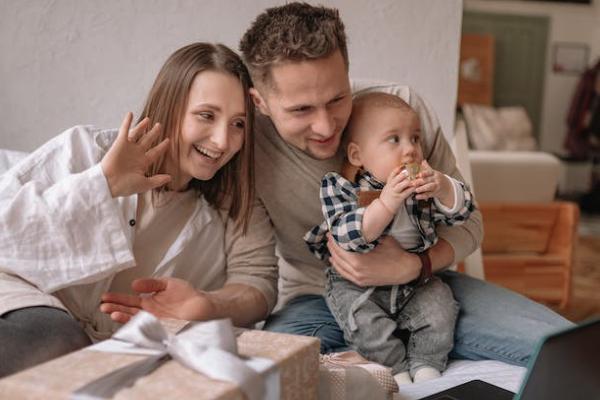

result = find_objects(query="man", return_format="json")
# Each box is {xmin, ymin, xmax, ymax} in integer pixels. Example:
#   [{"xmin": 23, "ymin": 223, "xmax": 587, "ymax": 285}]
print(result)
[
  {"xmin": 105, "ymin": 2, "xmax": 571, "ymax": 367},
  {"xmin": 237, "ymin": 3, "xmax": 571, "ymax": 366}
]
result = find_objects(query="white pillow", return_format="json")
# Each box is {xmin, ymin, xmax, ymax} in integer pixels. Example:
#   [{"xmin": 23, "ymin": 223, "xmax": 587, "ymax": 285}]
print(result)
[{"xmin": 461, "ymin": 104, "xmax": 537, "ymax": 151}]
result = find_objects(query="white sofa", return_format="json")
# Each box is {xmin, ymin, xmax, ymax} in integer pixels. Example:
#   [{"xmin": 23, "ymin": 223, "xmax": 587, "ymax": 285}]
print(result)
[
  {"xmin": 469, "ymin": 150, "xmax": 561, "ymax": 203},
  {"xmin": 454, "ymin": 114, "xmax": 561, "ymax": 204}
]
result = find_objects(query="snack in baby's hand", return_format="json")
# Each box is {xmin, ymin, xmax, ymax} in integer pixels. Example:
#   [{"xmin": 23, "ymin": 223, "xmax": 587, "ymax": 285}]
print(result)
[{"xmin": 403, "ymin": 163, "xmax": 421, "ymax": 180}]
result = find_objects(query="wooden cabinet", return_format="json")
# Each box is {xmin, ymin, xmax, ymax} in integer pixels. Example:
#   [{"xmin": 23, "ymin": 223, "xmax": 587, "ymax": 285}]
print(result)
[{"xmin": 478, "ymin": 202, "xmax": 579, "ymax": 309}]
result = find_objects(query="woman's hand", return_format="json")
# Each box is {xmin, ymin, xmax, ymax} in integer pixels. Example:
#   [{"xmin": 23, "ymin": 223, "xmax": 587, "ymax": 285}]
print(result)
[
  {"xmin": 100, "ymin": 277, "xmax": 216, "ymax": 324},
  {"xmin": 100, "ymin": 112, "xmax": 172, "ymax": 198},
  {"xmin": 413, "ymin": 160, "xmax": 454, "ymax": 207}
]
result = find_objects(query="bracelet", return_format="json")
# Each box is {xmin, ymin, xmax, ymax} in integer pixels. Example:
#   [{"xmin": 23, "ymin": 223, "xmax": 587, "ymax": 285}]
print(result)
[{"xmin": 417, "ymin": 249, "xmax": 432, "ymax": 285}]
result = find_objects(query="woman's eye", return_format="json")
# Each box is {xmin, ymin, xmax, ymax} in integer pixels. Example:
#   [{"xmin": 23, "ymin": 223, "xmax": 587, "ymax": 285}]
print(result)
[
  {"xmin": 199, "ymin": 112, "xmax": 213, "ymax": 120},
  {"xmin": 233, "ymin": 120, "xmax": 246, "ymax": 130}
]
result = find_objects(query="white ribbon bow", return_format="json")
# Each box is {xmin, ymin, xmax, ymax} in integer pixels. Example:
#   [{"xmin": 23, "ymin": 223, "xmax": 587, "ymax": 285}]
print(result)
[{"xmin": 73, "ymin": 311, "xmax": 279, "ymax": 400}]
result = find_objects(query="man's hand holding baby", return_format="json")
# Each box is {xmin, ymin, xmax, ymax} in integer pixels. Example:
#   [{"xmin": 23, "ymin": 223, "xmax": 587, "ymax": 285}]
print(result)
[{"xmin": 413, "ymin": 160, "xmax": 455, "ymax": 208}]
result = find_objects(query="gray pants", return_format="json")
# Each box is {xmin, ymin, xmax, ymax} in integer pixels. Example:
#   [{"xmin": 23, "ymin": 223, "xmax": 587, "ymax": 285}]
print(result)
[
  {"xmin": 325, "ymin": 269, "xmax": 459, "ymax": 375},
  {"xmin": 0, "ymin": 306, "xmax": 91, "ymax": 378}
]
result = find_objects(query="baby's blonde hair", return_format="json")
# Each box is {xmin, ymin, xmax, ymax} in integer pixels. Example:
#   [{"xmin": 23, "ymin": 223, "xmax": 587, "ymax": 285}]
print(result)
[
  {"xmin": 341, "ymin": 92, "xmax": 417, "ymax": 181},
  {"xmin": 344, "ymin": 92, "xmax": 415, "ymax": 145}
]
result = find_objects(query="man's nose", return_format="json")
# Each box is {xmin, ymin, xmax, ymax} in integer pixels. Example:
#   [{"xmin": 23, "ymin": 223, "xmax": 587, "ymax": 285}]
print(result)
[{"xmin": 311, "ymin": 108, "xmax": 335, "ymax": 137}]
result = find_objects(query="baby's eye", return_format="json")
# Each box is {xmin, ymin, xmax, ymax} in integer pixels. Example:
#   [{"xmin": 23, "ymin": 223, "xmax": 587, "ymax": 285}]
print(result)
[
  {"xmin": 411, "ymin": 135, "xmax": 420, "ymax": 144},
  {"xmin": 387, "ymin": 135, "xmax": 400, "ymax": 144}
]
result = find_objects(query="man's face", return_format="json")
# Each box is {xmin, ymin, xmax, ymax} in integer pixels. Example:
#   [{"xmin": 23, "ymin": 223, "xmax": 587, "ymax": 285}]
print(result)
[{"xmin": 251, "ymin": 50, "xmax": 352, "ymax": 160}]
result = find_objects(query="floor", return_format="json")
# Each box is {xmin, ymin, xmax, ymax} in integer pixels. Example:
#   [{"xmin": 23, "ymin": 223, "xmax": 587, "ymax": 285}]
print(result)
[{"xmin": 549, "ymin": 214, "xmax": 600, "ymax": 322}]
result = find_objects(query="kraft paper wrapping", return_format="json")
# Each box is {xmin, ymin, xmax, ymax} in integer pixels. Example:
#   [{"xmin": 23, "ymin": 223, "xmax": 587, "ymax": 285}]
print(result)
[
  {"xmin": 318, "ymin": 351, "xmax": 398, "ymax": 400},
  {"xmin": 0, "ymin": 325, "xmax": 320, "ymax": 400}
]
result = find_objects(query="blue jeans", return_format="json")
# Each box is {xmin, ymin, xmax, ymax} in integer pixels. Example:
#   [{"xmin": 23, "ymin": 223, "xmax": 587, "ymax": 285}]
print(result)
[
  {"xmin": 0, "ymin": 306, "xmax": 92, "ymax": 377},
  {"xmin": 263, "ymin": 271, "xmax": 574, "ymax": 367}
]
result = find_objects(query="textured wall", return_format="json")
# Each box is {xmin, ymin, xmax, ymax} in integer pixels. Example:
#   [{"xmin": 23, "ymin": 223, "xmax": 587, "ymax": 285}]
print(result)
[
  {"xmin": 465, "ymin": 0, "xmax": 600, "ymax": 155},
  {"xmin": 0, "ymin": 0, "xmax": 461, "ymax": 151}
]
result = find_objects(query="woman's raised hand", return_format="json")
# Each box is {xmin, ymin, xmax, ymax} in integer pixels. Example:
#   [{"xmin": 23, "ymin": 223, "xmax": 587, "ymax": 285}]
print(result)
[{"xmin": 101, "ymin": 112, "xmax": 172, "ymax": 198}]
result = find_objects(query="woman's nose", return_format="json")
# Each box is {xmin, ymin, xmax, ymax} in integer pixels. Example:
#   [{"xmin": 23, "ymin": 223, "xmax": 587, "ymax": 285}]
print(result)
[{"xmin": 211, "ymin": 123, "xmax": 229, "ymax": 150}]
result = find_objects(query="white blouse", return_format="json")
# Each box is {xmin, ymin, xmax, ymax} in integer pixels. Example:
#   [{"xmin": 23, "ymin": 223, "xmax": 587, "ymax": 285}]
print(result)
[{"xmin": 0, "ymin": 126, "xmax": 277, "ymax": 340}]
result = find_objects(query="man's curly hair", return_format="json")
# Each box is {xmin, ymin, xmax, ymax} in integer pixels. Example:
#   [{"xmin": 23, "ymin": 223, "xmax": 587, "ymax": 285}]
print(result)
[{"xmin": 239, "ymin": 2, "xmax": 349, "ymax": 87}]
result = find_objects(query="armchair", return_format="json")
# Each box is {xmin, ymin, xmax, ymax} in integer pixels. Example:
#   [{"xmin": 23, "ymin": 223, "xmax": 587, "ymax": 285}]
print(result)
[{"xmin": 455, "ymin": 116, "xmax": 579, "ymax": 309}]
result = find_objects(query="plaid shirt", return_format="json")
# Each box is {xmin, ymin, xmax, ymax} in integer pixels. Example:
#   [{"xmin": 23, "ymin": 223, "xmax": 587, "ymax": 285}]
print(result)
[{"xmin": 304, "ymin": 170, "xmax": 475, "ymax": 260}]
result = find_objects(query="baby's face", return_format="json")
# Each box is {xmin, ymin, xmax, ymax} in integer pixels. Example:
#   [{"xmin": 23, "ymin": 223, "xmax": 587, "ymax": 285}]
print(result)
[{"xmin": 347, "ymin": 106, "xmax": 423, "ymax": 183}]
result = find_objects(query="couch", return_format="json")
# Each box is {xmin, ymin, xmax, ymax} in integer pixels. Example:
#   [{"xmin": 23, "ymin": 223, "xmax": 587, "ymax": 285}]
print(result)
[{"xmin": 455, "ymin": 114, "xmax": 578, "ymax": 309}]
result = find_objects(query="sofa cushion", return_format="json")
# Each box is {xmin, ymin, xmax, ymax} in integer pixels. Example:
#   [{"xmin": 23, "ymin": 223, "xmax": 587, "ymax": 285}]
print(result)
[{"xmin": 469, "ymin": 150, "xmax": 560, "ymax": 203}]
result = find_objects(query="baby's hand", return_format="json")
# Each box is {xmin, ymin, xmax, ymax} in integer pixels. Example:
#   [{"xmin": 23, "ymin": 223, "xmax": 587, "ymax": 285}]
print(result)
[
  {"xmin": 379, "ymin": 167, "xmax": 415, "ymax": 213},
  {"xmin": 413, "ymin": 160, "xmax": 454, "ymax": 207}
]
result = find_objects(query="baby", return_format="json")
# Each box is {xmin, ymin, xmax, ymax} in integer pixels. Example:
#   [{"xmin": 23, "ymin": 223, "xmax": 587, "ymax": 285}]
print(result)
[{"xmin": 304, "ymin": 92, "xmax": 475, "ymax": 385}]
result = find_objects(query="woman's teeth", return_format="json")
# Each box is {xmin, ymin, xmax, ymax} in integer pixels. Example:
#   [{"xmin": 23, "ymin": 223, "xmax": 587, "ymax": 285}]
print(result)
[{"xmin": 193, "ymin": 145, "xmax": 221, "ymax": 160}]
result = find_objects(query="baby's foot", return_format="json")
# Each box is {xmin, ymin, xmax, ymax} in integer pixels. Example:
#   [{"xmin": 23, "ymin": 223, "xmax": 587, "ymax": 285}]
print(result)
[
  {"xmin": 413, "ymin": 367, "xmax": 441, "ymax": 383},
  {"xmin": 394, "ymin": 371, "xmax": 412, "ymax": 386}
]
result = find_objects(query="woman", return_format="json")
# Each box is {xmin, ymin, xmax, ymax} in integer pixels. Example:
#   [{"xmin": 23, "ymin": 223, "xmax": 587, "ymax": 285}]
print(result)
[{"xmin": 0, "ymin": 43, "xmax": 277, "ymax": 377}]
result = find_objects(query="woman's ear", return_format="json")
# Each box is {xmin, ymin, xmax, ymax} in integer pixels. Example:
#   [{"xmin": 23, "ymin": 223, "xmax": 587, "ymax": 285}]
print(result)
[
  {"xmin": 249, "ymin": 88, "xmax": 270, "ymax": 116},
  {"xmin": 346, "ymin": 142, "xmax": 362, "ymax": 167}
]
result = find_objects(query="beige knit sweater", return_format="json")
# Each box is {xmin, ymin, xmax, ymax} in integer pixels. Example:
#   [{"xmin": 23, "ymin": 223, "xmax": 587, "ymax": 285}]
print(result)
[{"xmin": 252, "ymin": 82, "xmax": 483, "ymax": 307}]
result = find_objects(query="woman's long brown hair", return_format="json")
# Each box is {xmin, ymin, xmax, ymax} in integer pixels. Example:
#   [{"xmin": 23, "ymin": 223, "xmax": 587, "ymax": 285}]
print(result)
[{"xmin": 138, "ymin": 43, "xmax": 255, "ymax": 232}]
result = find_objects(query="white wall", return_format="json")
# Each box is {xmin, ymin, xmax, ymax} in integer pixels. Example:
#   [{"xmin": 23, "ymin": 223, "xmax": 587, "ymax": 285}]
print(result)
[
  {"xmin": 464, "ymin": 0, "xmax": 600, "ymax": 155},
  {"xmin": 0, "ymin": 0, "xmax": 462, "ymax": 152}
]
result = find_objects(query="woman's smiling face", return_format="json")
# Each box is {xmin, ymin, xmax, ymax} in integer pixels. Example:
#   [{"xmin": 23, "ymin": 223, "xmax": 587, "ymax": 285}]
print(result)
[{"xmin": 171, "ymin": 70, "xmax": 246, "ymax": 190}]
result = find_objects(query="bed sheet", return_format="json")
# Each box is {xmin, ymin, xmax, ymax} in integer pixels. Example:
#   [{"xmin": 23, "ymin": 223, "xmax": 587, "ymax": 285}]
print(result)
[{"xmin": 394, "ymin": 360, "xmax": 526, "ymax": 399}]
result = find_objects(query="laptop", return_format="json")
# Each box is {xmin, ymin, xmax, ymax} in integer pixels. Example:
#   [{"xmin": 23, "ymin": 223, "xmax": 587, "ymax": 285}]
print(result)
[{"xmin": 421, "ymin": 318, "xmax": 600, "ymax": 400}]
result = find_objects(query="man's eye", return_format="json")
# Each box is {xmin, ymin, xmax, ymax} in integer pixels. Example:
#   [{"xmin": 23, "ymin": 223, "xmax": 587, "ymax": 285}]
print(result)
[{"xmin": 292, "ymin": 106, "xmax": 310, "ymax": 113}]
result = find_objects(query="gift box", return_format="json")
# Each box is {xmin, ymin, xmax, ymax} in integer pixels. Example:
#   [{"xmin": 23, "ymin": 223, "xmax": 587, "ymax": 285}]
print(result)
[
  {"xmin": 318, "ymin": 351, "xmax": 398, "ymax": 400},
  {"xmin": 0, "ymin": 314, "xmax": 320, "ymax": 399}
]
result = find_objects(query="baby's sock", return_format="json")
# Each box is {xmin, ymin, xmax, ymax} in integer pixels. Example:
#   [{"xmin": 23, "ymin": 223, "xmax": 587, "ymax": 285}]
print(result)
[
  {"xmin": 413, "ymin": 367, "xmax": 441, "ymax": 383},
  {"xmin": 394, "ymin": 371, "xmax": 412, "ymax": 386}
]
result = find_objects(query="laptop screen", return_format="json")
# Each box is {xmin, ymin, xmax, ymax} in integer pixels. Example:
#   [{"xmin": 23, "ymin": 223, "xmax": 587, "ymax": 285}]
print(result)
[{"xmin": 517, "ymin": 318, "xmax": 600, "ymax": 400}]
